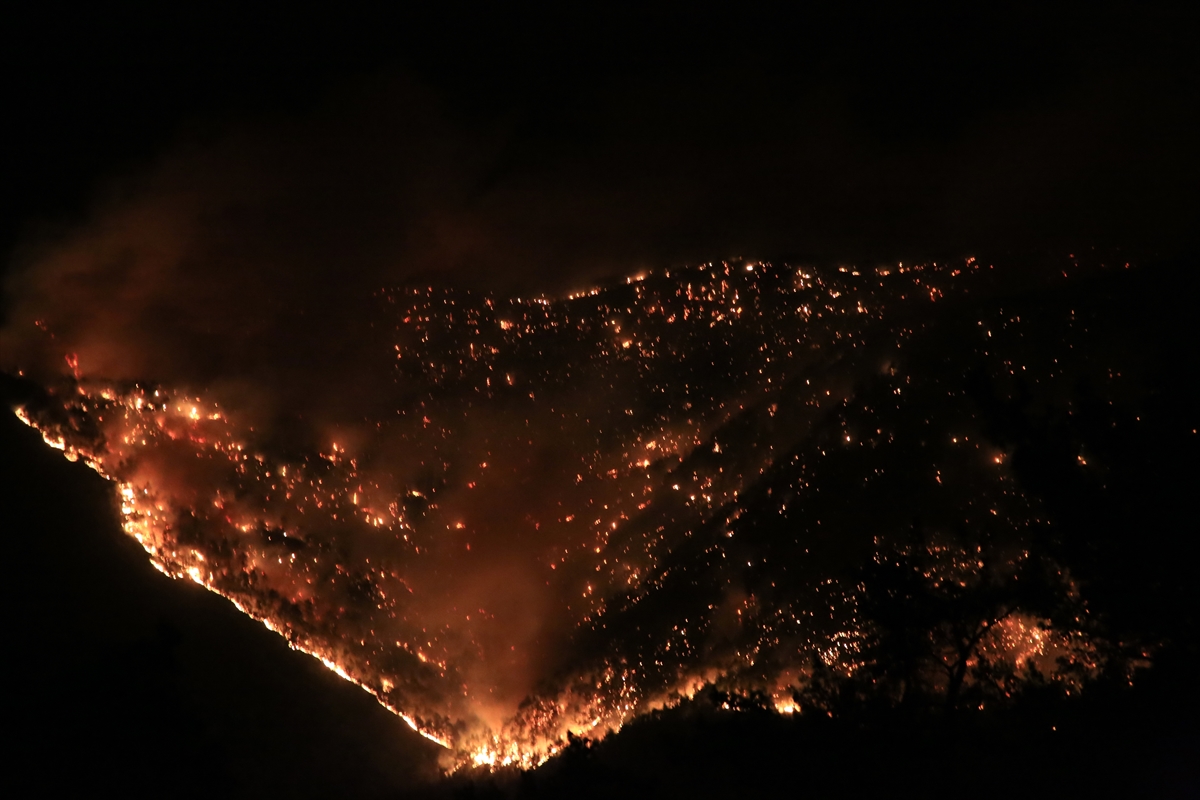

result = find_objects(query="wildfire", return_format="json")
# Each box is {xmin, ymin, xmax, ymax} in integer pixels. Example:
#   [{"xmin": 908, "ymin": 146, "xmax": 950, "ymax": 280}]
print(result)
[{"xmin": 11, "ymin": 258, "xmax": 1109, "ymax": 770}]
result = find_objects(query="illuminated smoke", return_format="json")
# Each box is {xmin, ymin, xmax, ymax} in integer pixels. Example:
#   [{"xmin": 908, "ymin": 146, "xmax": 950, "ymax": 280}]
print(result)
[{"xmin": 5, "ymin": 259, "xmax": 1102, "ymax": 769}]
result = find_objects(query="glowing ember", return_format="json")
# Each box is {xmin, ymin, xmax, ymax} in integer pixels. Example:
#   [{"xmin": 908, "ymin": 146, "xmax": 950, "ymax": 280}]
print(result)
[{"xmin": 10, "ymin": 260, "xmax": 1106, "ymax": 770}]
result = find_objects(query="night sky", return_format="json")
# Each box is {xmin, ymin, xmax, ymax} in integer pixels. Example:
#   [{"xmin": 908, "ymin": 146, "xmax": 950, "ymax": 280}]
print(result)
[{"xmin": 2, "ymin": 5, "xmax": 1198, "ymax": 797}]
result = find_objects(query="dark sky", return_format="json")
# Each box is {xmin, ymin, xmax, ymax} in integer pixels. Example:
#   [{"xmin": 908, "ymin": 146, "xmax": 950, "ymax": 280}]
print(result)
[
  {"xmin": 2, "ymin": 4, "xmax": 1197, "ymax": 797},
  {"xmin": 3, "ymin": 3, "xmax": 1197, "ymax": 289}
]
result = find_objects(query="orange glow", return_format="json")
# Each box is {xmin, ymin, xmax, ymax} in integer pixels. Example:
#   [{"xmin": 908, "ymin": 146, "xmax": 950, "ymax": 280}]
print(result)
[{"xmin": 11, "ymin": 259, "xmax": 1107, "ymax": 771}]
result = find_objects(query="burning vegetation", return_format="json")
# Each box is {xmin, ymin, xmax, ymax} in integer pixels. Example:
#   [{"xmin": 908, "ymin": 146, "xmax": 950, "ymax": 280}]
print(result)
[{"xmin": 10, "ymin": 259, "xmax": 1140, "ymax": 770}]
